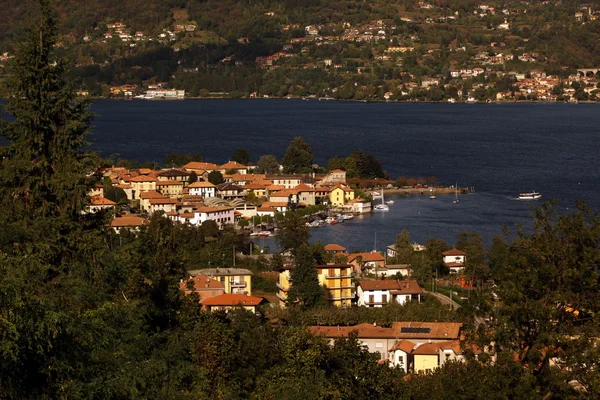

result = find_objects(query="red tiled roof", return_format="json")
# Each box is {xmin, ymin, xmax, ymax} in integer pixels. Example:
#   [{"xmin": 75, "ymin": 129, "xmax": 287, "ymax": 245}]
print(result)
[
  {"xmin": 202, "ymin": 293, "xmax": 266, "ymax": 306},
  {"xmin": 156, "ymin": 181, "xmax": 184, "ymax": 186},
  {"xmin": 220, "ymin": 161, "xmax": 247, "ymax": 170},
  {"xmin": 149, "ymin": 198, "xmax": 178, "ymax": 205},
  {"xmin": 389, "ymin": 340, "xmax": 416, "ymax": 353},
  {"xmin": 261, "ymin": 202, "xmax": 288, "ymax": 208},
  {"xmin": 358, "ymin": 279, "xmax": 422, "ymax": 294},
  {"xmin": 324, "ymin": 243, "xmax": 347, "ymax": 252},
  {"xmin": 110, "ymin": 216, "xmax": 149, "ymax": 227},
  {"xmin": 183, "ymin": 161, "xmax": 220, "ymax": 171},
  {"xmin": 442, "ymin": 248, "xmax": 466, "ymax": 256},
  {"xmin": 311, "ymin": 322, "xmax": 462, "ymax": 340},
  {"xmin": 347, "ymin": 252, "xmax": 385, "ymax": 263},
  {"xmin": 90, "ymin": 196, "xmax": 116, "ymax": 206},
  {"xmin": 179, "ymin": 274, "xmax": 224, "ymax": 291},
  {"xmin": 139, "ymin": 190, "xmax": 166, "ymax": 199},
  {"xmin": 189, "ymin": 181, "xmax": 216, "ymax": 188},
  {"xmin": 128, "ymin": 175, "xmax": 157, "ymax": 182}
]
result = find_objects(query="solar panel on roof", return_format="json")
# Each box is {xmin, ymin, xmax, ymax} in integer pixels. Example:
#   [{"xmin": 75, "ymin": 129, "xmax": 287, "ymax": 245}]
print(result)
[{"xmin": 400, "ymin": 327, "xmax": 431, "ymax": 334}]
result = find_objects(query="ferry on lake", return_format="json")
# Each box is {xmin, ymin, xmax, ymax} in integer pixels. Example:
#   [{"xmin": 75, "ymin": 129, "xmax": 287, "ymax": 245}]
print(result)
[{"xmin": 518, "ymin": 191, "xmax": 542, "ymax": 200}]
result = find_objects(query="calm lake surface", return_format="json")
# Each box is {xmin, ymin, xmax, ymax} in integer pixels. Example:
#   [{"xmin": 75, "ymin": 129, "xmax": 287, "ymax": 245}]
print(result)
[{"xmin": 88, "ymin": 100, "xmax": 600, "ymax": 250}]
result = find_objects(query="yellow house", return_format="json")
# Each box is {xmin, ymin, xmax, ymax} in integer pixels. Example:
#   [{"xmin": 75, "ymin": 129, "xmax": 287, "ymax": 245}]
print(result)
[
  {"xmin": 277, "ymin": 266, "xmax": 293, "ymax": 305},
  {"xmin": 277, "ymin": 264, "xmax": 354, "ymax": 307},
  {"xmin": 329, "ymin": 185, "xmax": 354, "ymax": 206},
  {"xmin": 316, "ymin": 264, "xmax": 354, "ymax": 307},
  {"xmin": 191, "ymin": 268, "xmax": 253, "ymax": 295},
  {"xmin": 413, "ymin": 342, "xmax": 443, "ymax": 374},
  {"xmin": 156, "ymin": 180, "xmax": 184, "ymax": 198},
  {"xmin": 127, "ymin": 175, "xmax": 157, "ymax": 200}
]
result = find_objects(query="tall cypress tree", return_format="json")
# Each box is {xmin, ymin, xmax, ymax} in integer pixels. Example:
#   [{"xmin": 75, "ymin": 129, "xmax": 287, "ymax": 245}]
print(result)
[{"xmin": 0, "ymin": 0, "xmax": 96, "ymax": 223}]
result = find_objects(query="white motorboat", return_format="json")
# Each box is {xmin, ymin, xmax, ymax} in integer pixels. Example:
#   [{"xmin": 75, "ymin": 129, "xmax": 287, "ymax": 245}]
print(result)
[{"xmin": 519, "ymin": 191, "xmax": 542, "ymax": 200}]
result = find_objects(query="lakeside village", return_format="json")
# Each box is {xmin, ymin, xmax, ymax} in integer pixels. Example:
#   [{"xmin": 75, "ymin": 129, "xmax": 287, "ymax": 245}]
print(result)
[
  {"xmin": 107, "ymin": 66, "xmax": 600, "ymax": 103},
  {"xmin": 93, "ymin": 159, "xmax": 481, "ymax": 374},
  {"xmin": 4, "ymin": 4, "xmax": 599, "ymax": 102}
]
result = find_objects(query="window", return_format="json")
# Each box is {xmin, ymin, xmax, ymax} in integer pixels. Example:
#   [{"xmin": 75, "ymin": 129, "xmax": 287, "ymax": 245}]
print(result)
[
  {"xmin": 369, "ymin": 294, "xmax": 374, "ymax": 304},
  {"xmin": 382, "ymin": 294, "xmax": 388, "ymax": 304}
]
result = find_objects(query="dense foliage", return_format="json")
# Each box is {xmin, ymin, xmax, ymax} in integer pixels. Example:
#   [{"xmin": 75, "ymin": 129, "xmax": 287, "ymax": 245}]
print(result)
[{"xmin": 1, "ymin": 3, "xmax": 600, "ymax": 398}]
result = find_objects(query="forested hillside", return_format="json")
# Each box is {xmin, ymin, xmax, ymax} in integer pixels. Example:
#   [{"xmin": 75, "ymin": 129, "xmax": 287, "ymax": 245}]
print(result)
[{"xmin": 1, "ymin": 0, "xmax": 600, "ymax": 101}]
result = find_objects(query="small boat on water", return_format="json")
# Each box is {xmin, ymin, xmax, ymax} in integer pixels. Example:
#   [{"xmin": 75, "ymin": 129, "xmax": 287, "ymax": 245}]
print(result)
[
  {"xmin": 386, "ymin": 200, "xmax": 394, "ymax": 205},
  {"xmin": 257, "ymin": 231, "xmax": 272, "ymax": 237},
  {"xmin": 374, "ymin": 187, "xmax": 390, "ymax": 211},
  {"xmin": 519, "ymin": 191, "xmax": 542, "ymax": 200},
  {"xmin": 342, "ymin": 214, "xmax": 354, "ymax": 220}
]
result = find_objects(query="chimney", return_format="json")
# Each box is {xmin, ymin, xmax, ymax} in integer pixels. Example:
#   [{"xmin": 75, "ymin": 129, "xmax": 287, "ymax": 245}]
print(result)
[{"xmin": 373, "ymin": 322, "xmax": 377, "ymax": 327}]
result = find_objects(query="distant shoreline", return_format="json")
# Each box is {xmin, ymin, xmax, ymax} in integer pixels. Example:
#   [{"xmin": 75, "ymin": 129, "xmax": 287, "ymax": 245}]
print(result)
[{"xmin": 93, "ymin": 97, "xmax": 600, "ymax": 105}]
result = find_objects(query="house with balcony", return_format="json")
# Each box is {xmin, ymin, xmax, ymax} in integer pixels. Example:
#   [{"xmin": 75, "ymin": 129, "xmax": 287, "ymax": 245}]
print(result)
[
  {"xmin": 442, "ymin": 248, "xmax": 466, "ymax": 273},
  {"xmin": 324, "ymin": 243, "xmax": 347, "ymax": 254},
  {"xmin": 201, "ymin": 293, "xmax": 267, "ymax": 313},
  {"xmin": 179, "ymin": 274, "xmax": 225, "ymax": 303},
  {"xmin": 277, "ymin": 264, "xmax": 354, "ymax": 307},
  {"xmin": 156, "ymin": 180, "xmax": 184, "ymax": 198},
  {"xmin": 156, "ymin": 168, "xmax": 190, "ymax": 183},
  {"xmin": 347, "ymin": 252, "xmax": 386, "ymax": 274},
  {"xmin": 219, "ymin": 161, "xmax": 248, "ymax": 175},
  {"xmin": 328, "ymin": 185, "xmax": 355, "ymax": 206},
  {"xmin": 357, "ymin": 279, "xmax": 423, "ymax": 307},
  {"xmin": 190, "ymin": 268, "xmax": 253, "ymax": 295},
  {"xmin": 86, "ymin": 196, "xmax": 116, "ymax": 214},
  {"xmin": 188, "ymin": 181, "xmax": 216, "ymax": 198},
  {"xmin": 390, "ymin": 339, "xmax": 479, "ymax": 374},
  {"xmin": 127, "ymin": 175, "xmax": 157, "ymax": 199},
  {"xmin": 110, "ymin": 215, "xmax": 150, "ymax": 233},
  {"xmin": 310, "ymin": 321, "xmax": 463, "ymax": 362},
  {"xmin": 266, "ymin": 174, "xmax": 303, "ymax": 189}
]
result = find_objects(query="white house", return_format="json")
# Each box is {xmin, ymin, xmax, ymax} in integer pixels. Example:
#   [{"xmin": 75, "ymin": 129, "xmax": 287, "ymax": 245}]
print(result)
[
  {"xmin": 388, "ymin": 340, "xmax": 416, "ymax": 373},
  {"xmin": 357, "ymin": 280, "xmax": 423, "ymax": 307},
  {"xmin": 442, "ymin": 248, "xmax": 466, "ymax": 273},
  {"xmin": 179, "ymin": 206, "xmax": 235, "ymax": 228},
  {"xmin": 188, "ymin": 181, "xmax": 216, "ymax": 198},
  {"xmin": 85, "ymin": 196, "xmax": 116, "ymax": 214}
]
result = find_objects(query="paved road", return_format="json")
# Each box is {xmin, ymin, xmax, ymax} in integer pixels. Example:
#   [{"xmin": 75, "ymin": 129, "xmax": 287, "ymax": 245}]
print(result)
[
  {"xmin": 424, "ymin": 290, "xmax": 461, "ymax": 310},
  {"xmin": 425, "ymin": 290, "xmax": 485, "ymax": 327}
]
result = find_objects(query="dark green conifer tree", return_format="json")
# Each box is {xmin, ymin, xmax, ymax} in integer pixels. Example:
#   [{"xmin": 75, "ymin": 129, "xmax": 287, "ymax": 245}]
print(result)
[{"xmin": 0, "ymin": 0, "xmax": 97, "ymax": 223}]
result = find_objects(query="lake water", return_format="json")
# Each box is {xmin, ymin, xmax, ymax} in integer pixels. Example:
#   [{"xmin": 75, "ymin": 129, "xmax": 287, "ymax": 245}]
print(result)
[{"xmin": 88, "ymin": 99, "xmax": 600, "ymax": 250}]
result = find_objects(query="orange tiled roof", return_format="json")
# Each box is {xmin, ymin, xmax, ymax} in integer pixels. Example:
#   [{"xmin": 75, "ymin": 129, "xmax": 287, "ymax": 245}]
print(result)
[
  {"xmin": 179, "ymin": 274, "xmax": 224, "ymax": 291},
  {"xmin": 110, "ymin": 216, "xmax": 149, "ymax": 227},
  {"xmin": 261, "ymin": 202, "xmax": 288, "ymax": 208},
  {"xmin": 189, "ymin": 181, "xmax": 216, "ymax": 188},
  {"xmin": 389, "ymin": 340, "xmax": 416, "ymax": 353},
  {"xmin": 90, "ymin": 196, "xmax": 116, "ymax": 206},
  {"xmin": 443, "ymin": 248, "xmax": 466, "ymax": 256},
  {"xmin": 324, "ymin": 243, "xmax": 347, "ymax": 252},
  {"xmin": 359, "ymin": 279, "xmax": 423, "ymax": 294},
  {"xmin": 220, "ymin": 161, "xmax": 247, "ymax": 170},
  {"xmin": 139, "ymin": 190, "xmax": 167, "ymax": 199},
  {"xmin": 202, "ymin": 293, "xmax": 266, "ymax": 306},
  {"xmin": 183, "ymin": 161, "xmax": 220, "ymax": 171},
  {"xmin": 149, "ymin": 198, "xmax": 178, "ymax": 205},
  {"xmin": 156, "ymin": 181, "xmax": 184, "ymax": 186},
  {"xmin": 128, "ymin": 175, "xmax": 157, "ymax": 183},
  {"xmin": 347, "ymin": 252, "xmax": 385, "ymax": 263}
]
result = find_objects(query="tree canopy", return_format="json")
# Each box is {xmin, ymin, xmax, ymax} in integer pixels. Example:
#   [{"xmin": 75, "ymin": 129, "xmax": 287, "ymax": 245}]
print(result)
[{"xmin": 281, "ymin": 136, "xmax": 313, "ymax": 173}]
